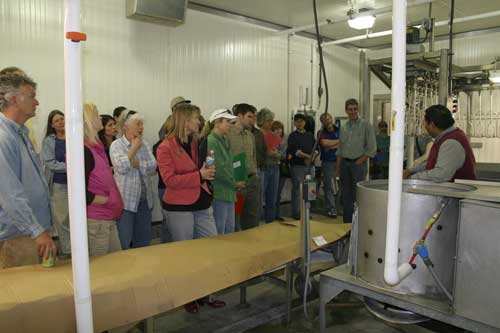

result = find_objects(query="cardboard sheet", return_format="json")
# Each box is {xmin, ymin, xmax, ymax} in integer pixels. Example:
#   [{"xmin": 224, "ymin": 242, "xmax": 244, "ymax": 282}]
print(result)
[{"xmin": 0, "ymin": 221, "xmax": 350, "ymax": 332}]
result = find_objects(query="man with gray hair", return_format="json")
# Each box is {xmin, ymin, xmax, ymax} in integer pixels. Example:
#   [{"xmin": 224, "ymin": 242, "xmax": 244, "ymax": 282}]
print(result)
[{"xmin": 0, "ymin": 72, "xmax": 56, "ymax": 268}]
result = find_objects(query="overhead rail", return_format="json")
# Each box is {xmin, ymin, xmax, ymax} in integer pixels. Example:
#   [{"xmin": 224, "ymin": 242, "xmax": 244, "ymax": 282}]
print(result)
[
  {"xmin": 323, "ymin": 9, "xmax": 500, "ymax": 46},
  {"xmin": 276, "ymin": 0, "xmax": 435, "ymax": 36}
]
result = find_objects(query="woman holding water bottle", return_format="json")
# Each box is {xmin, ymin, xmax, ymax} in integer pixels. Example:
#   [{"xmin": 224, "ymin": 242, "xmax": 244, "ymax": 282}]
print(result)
[
  {"xmin": 201, "ymin": 109, "xmax": 242, "ymax": 235},
  {"xmin": 157, "ymin": 104, "xmax": 223, "ymax": 313},
  {"xmin": 157, "ymin": 104, "xmax": 218, "ymax": 241}
]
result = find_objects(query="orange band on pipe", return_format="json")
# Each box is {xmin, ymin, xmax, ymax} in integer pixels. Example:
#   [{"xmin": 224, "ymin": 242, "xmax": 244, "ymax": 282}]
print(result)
[{"xmin": 66, "ymin": 31, "xmax": 87, "ymax": 41}]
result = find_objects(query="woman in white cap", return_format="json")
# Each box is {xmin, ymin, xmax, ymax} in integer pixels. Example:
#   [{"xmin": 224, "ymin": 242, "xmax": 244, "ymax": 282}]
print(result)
[{"xmin": 201, "ymin": 109, "xmax": 244, "ymax": 234}]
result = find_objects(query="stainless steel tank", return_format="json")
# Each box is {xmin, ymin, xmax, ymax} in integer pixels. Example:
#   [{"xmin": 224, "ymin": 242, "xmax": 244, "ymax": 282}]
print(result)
[{"xmin": 355, "ymin": 179, "xmax": 476, "ymax": 299}]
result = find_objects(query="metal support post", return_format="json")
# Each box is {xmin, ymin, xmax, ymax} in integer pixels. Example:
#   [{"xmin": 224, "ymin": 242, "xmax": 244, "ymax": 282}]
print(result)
[
  {"xmin": 439, "ymin": 48, "xmax": 449, "ymax": 106},
  {"xmin": 238, "ymin": 286, "xmax": 249, "ymax": 308},
  {"xmin": 360, "ymin": 50, "xmax": 371, "ymax": 121},
  {"xmin": 319, "ymin": 275, "xmax": 344, "ymax": 333},
  {"xmin": 285, "ymin": 263, "xmax": 293, "ymax": 326}
]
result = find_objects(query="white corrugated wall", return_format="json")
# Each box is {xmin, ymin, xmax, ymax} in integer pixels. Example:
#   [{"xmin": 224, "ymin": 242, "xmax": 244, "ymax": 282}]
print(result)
[{"xmin": 0, "ymin": 0, "xmax": 360, "ymax": 146}]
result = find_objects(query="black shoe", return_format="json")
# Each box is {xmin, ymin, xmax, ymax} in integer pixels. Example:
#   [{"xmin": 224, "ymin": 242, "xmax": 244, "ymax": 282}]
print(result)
[{"xmin": 276, "ymin": 217, "xmax": 285, "ymax": 221}]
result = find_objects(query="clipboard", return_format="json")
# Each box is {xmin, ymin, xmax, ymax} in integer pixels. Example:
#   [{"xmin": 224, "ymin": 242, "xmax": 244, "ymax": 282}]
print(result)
[{"xmin": 233, "ymin": 152, "xmax": 248, "ymax": 182}]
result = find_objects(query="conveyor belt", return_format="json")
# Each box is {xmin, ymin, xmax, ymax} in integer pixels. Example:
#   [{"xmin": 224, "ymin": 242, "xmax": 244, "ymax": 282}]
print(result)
[{"xmin": 0, "ymin": 221, "xmax": 350, "ymax": 332}]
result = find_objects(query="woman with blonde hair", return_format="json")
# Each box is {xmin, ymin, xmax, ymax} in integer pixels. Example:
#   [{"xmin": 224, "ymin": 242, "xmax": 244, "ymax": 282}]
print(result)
[
  {"xmin": 157, "ymin": 104, "xmax": 224, "ymax": 313},
  {"xmin": 82, "ymin": 102, "xmax": 124, "ymax": 256},
  {"xmin": 157, "ymin": 105, "xmax": 217, "ymax": 240}
]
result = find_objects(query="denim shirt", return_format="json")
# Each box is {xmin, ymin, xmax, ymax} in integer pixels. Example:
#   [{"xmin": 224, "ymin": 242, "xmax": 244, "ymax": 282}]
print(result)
[{"xmin": 0, "ymin": 113, "xmax": 52, "ymax": 240}]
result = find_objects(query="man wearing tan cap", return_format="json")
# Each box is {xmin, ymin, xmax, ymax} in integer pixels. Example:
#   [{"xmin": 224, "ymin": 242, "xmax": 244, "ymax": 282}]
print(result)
[
  {"xmin": 170, "ymin": 96, "xmax": 191, "ymax": 112},
  {"xmin": 158, "ymin": 96, "xmax": 192, "ymax": 140}
]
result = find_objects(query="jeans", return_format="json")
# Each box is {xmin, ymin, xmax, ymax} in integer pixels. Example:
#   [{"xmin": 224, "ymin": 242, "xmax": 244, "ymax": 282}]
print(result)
[
  {"xmin": 164, "ymin": 208, "xmax": 217, "ymax": 241},
  {"xmin": 235, "ymin": 174, "xmax": 260, "ymax": 231},
  {"xmin": 290, "ymin": 165, "xmax": 307, "ymax": 219},
  {"xmin": 340, "ymin": 160, "xmax": 367, "ymax": 223},
  {"xmin": 117, "ymin": 199, "xmax": 152, "ymax": 249},
  {"xmin": 258, "ymin": 168, "xmax": 265, "ymax": 222},
  {"xmin": 212, "ymin": 200, "xmax": 235, "ymax": 234},
  {"xmin": 158, "ymin": 188, "xmax": 171, "ymax": 243},
  {"xmin": 322, "ymin": 161, "xmax": 338, "ymax": 214},
  {"xmin": 275, "ymin": 176, "xmax": 287, "ymax": 219},
  {"xmin": 262, "ymin": 165, "xmax": 280, "ymax": 223}
]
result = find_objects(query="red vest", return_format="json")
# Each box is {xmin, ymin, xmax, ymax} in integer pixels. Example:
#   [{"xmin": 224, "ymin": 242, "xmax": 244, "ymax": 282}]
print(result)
[{"xmin": 426, "ymin": 128, "xmax": 476, "ymax": 181}]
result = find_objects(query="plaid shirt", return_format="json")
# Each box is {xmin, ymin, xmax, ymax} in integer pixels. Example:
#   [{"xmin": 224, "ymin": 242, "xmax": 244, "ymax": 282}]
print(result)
[{"xmin": 110, "ymin": 136, "xmax": 157, "ymax": 212}]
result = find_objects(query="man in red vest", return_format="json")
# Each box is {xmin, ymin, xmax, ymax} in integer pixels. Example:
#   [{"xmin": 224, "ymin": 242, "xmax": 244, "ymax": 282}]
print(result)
[{"xmin": 403, "ymin": 104, "xmax": 476, "ymax": 182}]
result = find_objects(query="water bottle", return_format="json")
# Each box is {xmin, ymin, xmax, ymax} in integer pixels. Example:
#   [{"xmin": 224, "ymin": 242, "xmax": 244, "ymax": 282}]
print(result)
[{"xmin": 206, "ymin": 150, "xmax": 215, "ymax": 167}]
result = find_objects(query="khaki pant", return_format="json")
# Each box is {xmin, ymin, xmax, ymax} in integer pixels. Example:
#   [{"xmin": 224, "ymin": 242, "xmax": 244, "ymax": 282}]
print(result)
[
  {"xmin": 0, "ymin": 237, "xmax": 39, "ymax": 269},
  {"xmin": 87, "ymin": 219, "xmax": 122, "ymax": 256},
  {"xmin": 52, "ymin": 183, "xmax": 71, "ymax": 255}
]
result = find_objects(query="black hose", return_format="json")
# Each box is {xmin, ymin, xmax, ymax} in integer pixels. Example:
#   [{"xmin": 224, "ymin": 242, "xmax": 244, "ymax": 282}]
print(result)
[
  {"xmin": 448, "ymin": 0, "xmax": 455, "ymax": 96},
  {"xmin": 307, "ymin": 0, "xmax": 330, "ymax": 176},
  {"xmin": 301, "ymin": 0, "xmax": 331, "ymax": 321},
  {"xmin": 313, "ymin": 0, "xmax": 329, "ymax": 116}
]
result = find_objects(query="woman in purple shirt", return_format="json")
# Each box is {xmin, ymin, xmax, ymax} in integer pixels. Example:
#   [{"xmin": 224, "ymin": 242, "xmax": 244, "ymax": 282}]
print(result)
[{"xmin": 41, "ymin": 110, "xmax": 70, "ymax": 256}]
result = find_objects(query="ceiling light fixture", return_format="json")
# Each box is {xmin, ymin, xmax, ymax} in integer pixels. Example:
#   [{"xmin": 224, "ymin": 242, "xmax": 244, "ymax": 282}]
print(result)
[{"xmin": 347, "ymin": 8, "xmax": 376, "ymax": 30}]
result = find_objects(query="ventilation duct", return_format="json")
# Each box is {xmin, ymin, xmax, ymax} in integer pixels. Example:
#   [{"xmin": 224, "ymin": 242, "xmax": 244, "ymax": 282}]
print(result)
[{"xmin": 126, "ymin": 0, "xmax": 187, "ymax": 27}]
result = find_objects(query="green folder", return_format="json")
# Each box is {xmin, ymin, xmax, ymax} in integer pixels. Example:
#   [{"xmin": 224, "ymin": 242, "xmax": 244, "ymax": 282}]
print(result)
[{"xmin": 233, "ymin": 152, "xmax": 248, "ymax": 182}]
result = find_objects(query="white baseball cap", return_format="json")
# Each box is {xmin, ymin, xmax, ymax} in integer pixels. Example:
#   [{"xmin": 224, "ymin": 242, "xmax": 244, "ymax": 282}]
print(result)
[{"xmin": 209, "ymin": 109, "xmax": 237, "ymax": 122}]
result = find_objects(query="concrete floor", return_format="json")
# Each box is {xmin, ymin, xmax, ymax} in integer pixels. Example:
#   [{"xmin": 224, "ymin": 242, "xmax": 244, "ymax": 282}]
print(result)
[
  {"xmin": 137, "ymin": 202, "xmax": 464, "ymax": 333},
  {"xmin": 148, "ymin": 277, "xmax": 444, "ymax": 333}
]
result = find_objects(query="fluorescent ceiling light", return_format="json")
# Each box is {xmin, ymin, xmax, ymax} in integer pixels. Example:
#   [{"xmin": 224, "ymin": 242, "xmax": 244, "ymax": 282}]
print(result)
[
  {"xmin": 489, "ymin": 69, "xmax": 500, "ymax": 83},
  {"xmin": 348, "ymin": 9, "xmax": 376, "ymax": 30}
]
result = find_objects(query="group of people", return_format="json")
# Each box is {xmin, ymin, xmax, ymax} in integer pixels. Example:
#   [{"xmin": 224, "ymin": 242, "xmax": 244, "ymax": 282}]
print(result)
[{"xmin": 0, "ymin": 68, "xmax": 477, "ymax": 293}]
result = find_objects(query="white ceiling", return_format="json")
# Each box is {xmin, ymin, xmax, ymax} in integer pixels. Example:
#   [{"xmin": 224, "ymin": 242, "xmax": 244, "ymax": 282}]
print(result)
[{"xmin": 189, "ymin": 0, "xmax": 500, "ymax": 48}]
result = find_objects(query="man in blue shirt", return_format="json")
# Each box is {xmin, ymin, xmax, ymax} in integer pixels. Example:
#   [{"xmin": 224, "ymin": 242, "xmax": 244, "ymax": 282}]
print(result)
[
  {"xmin": 319, "ymin": 113, "xmax": 339, "ymax": 218},
  {"xmin": 0, "ymin": 72, "xmax": 56, "ymax": 268}
]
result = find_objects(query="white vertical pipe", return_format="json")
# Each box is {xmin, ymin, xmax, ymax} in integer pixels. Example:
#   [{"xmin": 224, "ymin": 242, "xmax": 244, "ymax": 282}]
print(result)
[
  {"xmin": 384, "ymin": 0, "xmax": 413, "ymax": 286},
  {"xmin": 64, "ymin": 1, "xmax": 94, "ymax": 332}
]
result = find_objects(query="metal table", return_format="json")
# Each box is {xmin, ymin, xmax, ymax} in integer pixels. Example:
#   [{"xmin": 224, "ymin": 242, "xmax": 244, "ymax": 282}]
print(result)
[{"xmin": 319, "ymin": 265, "xmax": 500, "ymax": 333}]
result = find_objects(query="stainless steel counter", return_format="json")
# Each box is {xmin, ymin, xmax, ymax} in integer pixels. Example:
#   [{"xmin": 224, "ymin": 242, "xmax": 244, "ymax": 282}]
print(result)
[{"xmin": 405, "ymin": 179, "xmax": 500, "ymax": 203}]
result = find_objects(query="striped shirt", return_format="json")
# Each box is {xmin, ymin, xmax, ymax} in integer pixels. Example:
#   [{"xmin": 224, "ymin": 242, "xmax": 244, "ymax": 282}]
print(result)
[{"xmin": 110, "ymin": 136, "xmax": 157, "ymax": 212}]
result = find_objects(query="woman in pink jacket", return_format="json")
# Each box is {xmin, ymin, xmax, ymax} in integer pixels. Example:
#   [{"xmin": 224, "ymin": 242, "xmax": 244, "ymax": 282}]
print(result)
[
  {"xmin": 157, "ymin": 104, "xmax": 225, "ymax": 313},
  {"xmin": 157, "ymin": 104, "xmax": 217, "ymax": 240},
  {"xmin": 83, "ymin": 102, "xmax": 124, "ymax": 256}
]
